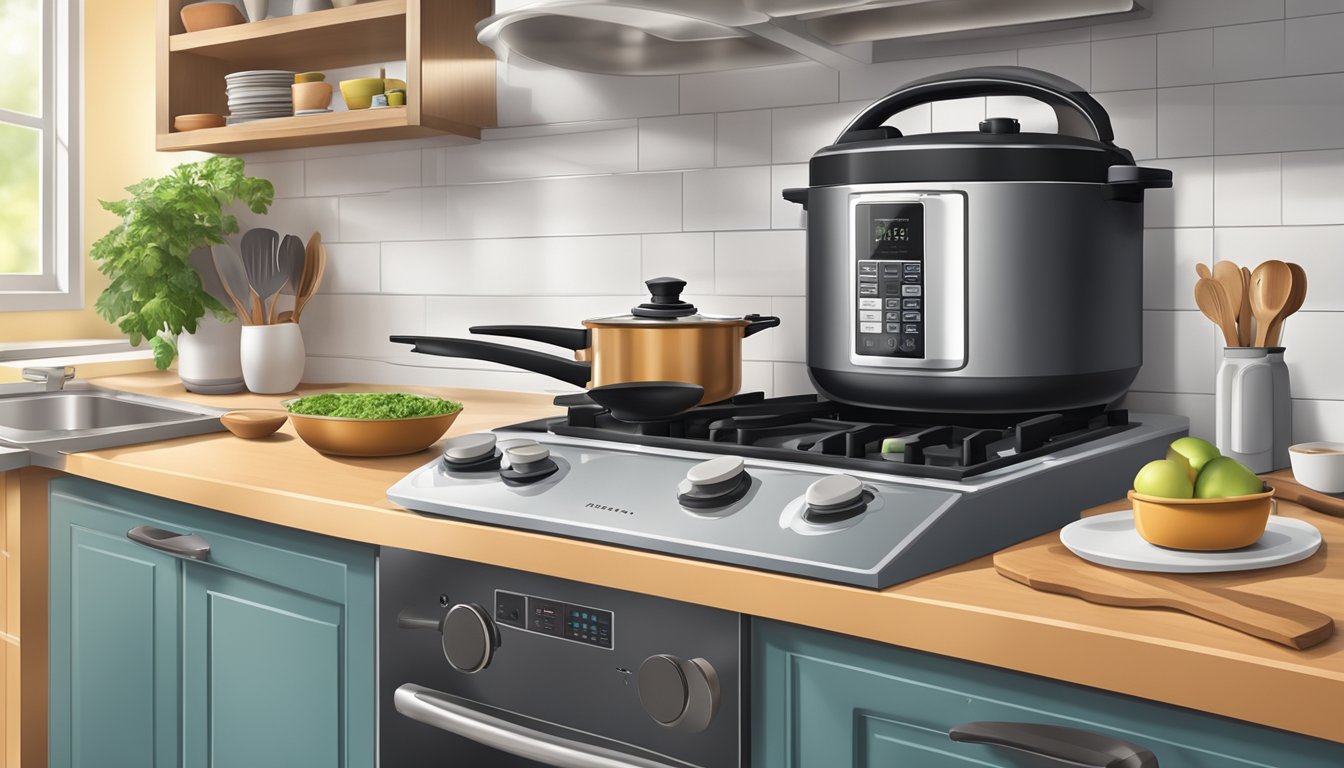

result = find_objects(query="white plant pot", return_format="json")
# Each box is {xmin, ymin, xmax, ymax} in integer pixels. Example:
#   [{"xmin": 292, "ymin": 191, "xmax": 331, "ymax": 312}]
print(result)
[
  {"xmin": 177, "ymin": 315, "xmax": 244, "ymax": 394},
  {"xmin": 240, "ymin": 323, "xmax": 305, "ymax": 394}
]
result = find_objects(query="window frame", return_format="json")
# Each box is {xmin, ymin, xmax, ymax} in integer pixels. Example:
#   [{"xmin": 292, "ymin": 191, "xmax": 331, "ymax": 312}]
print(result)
[{"xmin": 0, "ymin": 0, "xmax": 82, "ymax": 310}]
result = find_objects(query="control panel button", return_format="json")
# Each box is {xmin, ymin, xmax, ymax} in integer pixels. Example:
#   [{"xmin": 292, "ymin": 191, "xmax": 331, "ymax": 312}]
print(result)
[
  {"xmin": 858, "ymin": 263, "xmax": 878, "ymax": 276},
  {"xmin": 500, "ymin": 442, "xmax": 559, "ymax": 484},
  {"xmin": 885, "ymin": 312, "xmax": 901, "ymax": 322},
  {"xmin": 680, "ymin": 455, "xmax": 753, "ymax": 509},
  {"xmin": 505, "ymin": 443, "xmax": 549, "ymax": 466},
  {"xmin": 859, "ymin": 310, "xmax": 880, "ymax": 322},
  {"xmin": 904, "ymin": 324, "xmax": 921, "ymax": 335},
  {"xmin": 685, "ymin": 456, "xmax": 745, "ymax": 487},
  {"xmin": 444, "ymin": 433, "xmax": 496, "ymax": 463},
  {"xmin": 859, "ymin": 322, "xmax": 881, "ymax": 334},
  {"xmin": 885, "ymin": 298, "xmax": 902, "ymax": 309},
  {"xmin": 902, "ymin": 311, "xmax": 922, "ymax": 322},
  {"xmin": 902, "ymin": 298, "xmax": 921, "ymax": 309},
  {"xmin": 885, "ymin": 323, "xmax": 901, "ymax": 333},
  {"xmin": 858, "ymin": 298, "xmax": 880, "ymax": 310},
  {"xmin": 859, "ymin": 284, "xmax": 878, "ymax": 296},
  {"xmin": 638, "ymin": 655, "xmax": 720, "ymax": 733},
  {"xmin": 903, "ymin": 262, "xmax": 922, "ymax": 274},
  {"xmin": 442, "ymin": 604, "xmax": 498, "ymax": 674},
  {"xmin": 901, "ymin": 285, "xmax": 922, "ymax": 297},
  {"xmin": 805, "ymin": 475, "xmax": 864, "ymax": 509},
  {"xmin": 900, "ymin": 337, "xmax": 918, "ymax": 353}
]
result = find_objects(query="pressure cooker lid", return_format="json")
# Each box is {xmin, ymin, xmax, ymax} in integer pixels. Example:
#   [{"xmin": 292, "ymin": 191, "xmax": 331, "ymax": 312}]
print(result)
[
  {"xmin": 586, "ymin": 277, "xmax": 752, "ymax": 327},
  {"xmin": 809, "ymin": 66, "xmax": 1138, "ymax": 185}
]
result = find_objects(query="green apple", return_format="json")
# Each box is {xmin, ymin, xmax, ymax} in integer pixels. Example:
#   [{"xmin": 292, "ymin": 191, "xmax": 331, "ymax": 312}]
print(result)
[
  {"xmin": 1194, "ymin": 456, "xmax": 1263, "ymax": 499},
  {"xmin": 1133, "ymin": 459, "xmax": 1195, "ymax": 498},
  {"xmin": 1166, "ymin": 436, "xmax": 1220, "ymax": 483}
]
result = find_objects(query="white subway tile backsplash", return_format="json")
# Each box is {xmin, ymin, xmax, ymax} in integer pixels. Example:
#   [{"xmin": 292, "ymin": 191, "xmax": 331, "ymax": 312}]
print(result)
[
  {"xmin": 443, "ymin": 174, "xmax": 683, "ymax": 239},
  {"xmin": 1291, "ymin": 399, "xmax": 1344, "ymax": 444},
  {"xmin": 838, "ymin": 50, "xmax": 1017, "ymax": 102},
  {"xmin": 1215, "ymin": 74, "xmax": 1344, "ymax": 154},
  {"xmin": 1213, "ymin": 154, "xmax": 1282, "ymax": 227},
  {"xmin": 767, "ymin": 297, "xmax": 807, "ymax": 363},
  {"xmin": 1285, "ymin": 12, "xmax": 1344, "ymax": 76},
  {"xmin": 1282, "ymin": 149, "xmax": 1344, "ymax": 225},
  {"xmin": 1130, "ymin": 311, "xmax": 1217, "ymax": 395},
  {"xmin": 984, "ymin": 95, "xmax": 1055, "ymax": 133},
  {"xmin": 1157, "ymin": 29, "xmax": 1214, "ymax": 87},
  {"xmin": 715, "ymin": 231, "xmax": 806, "ymax": 296},
  {"xmin": 339, "ymin": 187, "xmax": 448, "ymax": 243},
  {"xmin": 1281, "ymin": 313, "xmax": 1344, "ymax": 399},
  {"xmin": 1156, "ymin": 85, "xmax": 1213, "ymax": 158},
  {"xmin": 771, "ymin": 164, "xmax": 808, "ymax": 230},
  {"xmin": 716, "ymin": 110, "xmax": 772, "ymax": 167},
  {"xmin": 930, "ymin": 97, "xmax": 985, "ymax": 133},
  {"xmin": 1094, "ymin": 89, "xmax": 1157, "ymax": 161},
  {"xmin": 1143, "ymin": 228, "xmax": 1211, "ymax": 310},
  {"xmin": 381, "ymin": 236, "xmax": 642, "ymax": 296},
  {"xmin": 496, "ymin": 58, "xmax": 678, "ymax": 125},
  {"xmin": 1091, "ymin": 36, "xmax": 1157, "ymax": 92},
  {"xmin": 1213, "ymin": 226, "xmax": 1344, "ymax": 310},
  {"xmin": 741, "ymin": 362, "xmax": 776, "ymax": 398},
  {"xmin": 234, "ymin": 196, "xmax": 340, "ymax": 243},
  {"xmin": 773, "ymin": 363, "xmax": 816, "ymax": 397},
  {"xmin": 1017, "ymin": 43, "xmax": 1092, "ymax": 89},
  {"xmin": 307, "ymin": 150, "xmax": 421, "ymax": 196},
  {"xmin": 1122, "ymin": 392, "xmax": 1217, "ymax": 442},
  {"xmin": 1091, "ymin": 0, "xmax": 1285, "ymax": 40},
  {"xmin": 641, "ymin": 233, "xmax": 715, "ymax": 291},
  {"xmin": 680, "ymin": 62, "xmax": 838, "ymax": 114},
  {"xmin": 298, "ymin": 294, "xmax": 425, "ymax": 358},
  {"xmin": 639, "ymin": 115, "xmax": 715, "ymax": 171},
  {"xmin": 1287, "ymin": 0, "xmax": 1344, "ymax": 16},
  {"xmin": 1145, "ymin": 156, "xmax": 1213, "ymax": 228},
  {"xmin": 245, "ymin": 160, "xmax": 304, "ymax": 198},
  {"xmin": 424, "ymin": 128, "xmax": 637, "ymax": 185},
  {"xmin": 683, "ymin": 167, "xmax": 771, "ymax": 231},
  {"xmin": 771, "ymin": 100, "xmax": 869, "ymax": 164},
  {"xmin": 1213, "ymin": 21, "xmax": 1286, "ymax": 83},
  {"xmin": 320, "ymin": 243, "xmax": 380, "ymax": 294}
]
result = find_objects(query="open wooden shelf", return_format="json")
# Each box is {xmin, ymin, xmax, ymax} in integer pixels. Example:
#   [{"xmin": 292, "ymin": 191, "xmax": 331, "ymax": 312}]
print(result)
[{"xmin": 156, "ymin": 0, "xmax": 496, "ymax": 154}]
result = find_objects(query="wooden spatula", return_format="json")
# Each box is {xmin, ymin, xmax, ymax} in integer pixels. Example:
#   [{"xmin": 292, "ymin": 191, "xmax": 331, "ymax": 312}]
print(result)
[
  {"xmin": 995, "ymin": 544, "xmax": 1334, "ymax": 649},
  {"xmin": 1212, "ymin": 261, "xmax": 1248, "ymax": 347},
  {"xmin": 1194, "ymin": 278, "xmax": 1240, "ymax": 347}
]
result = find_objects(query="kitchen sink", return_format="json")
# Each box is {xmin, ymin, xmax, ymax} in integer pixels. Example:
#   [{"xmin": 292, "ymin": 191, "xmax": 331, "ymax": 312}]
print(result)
[{"xmin": 0, "ymin": 386, "xmax": 225, "ymax": 460}]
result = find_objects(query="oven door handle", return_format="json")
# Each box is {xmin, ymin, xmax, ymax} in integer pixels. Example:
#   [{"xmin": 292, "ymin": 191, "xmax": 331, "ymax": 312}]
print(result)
[{"xmin": 394, "ymin": 684, "xmax": 678, "ymax": 768}]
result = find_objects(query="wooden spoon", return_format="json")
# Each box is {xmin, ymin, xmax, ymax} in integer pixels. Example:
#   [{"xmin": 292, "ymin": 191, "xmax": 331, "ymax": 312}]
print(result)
[
  {"xmin": 1194, "ymin": 278, "xmax": 1240, "ymax": 347},
  {"xmin": 1195, "ymin": 263, "xmax": 1212, "ymax": 280},
  {"xmin": 1269, "ymin": 262, "xmax": 1308, "ymax": 347},
  {"xmin": 1250, "ymin": 260, "xmax": 1294, "ymax": 347},
  {"xmin": 1212, "ymin": 261, "xmax": 1247, "ymax": 347},
  {"xmin": 293, "ymin": 234, "xmax": 326, "ymax": 322},
  {"xmin": 1240, "ymin": 266, "xmax": 1254, "ymax": 345}
]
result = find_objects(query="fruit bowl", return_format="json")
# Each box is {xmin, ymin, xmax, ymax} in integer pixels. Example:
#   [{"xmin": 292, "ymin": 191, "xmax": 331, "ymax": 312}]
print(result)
[{"xmin": 1129, "ymin": 485, "xmax": 1275, "ymax": 551}]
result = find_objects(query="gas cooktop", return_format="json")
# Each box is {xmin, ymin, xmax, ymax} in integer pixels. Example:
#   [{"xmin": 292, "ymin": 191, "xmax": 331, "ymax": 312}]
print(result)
[{"xmin": 388, "ymin": 396, "xmax": 1187, "ymax": 589}]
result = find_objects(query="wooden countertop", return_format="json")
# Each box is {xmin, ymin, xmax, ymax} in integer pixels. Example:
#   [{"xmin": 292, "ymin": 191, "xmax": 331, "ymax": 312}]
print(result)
[{"xmin": 55, "ymin": 373, "xmax": 1344, "ymax": 744}]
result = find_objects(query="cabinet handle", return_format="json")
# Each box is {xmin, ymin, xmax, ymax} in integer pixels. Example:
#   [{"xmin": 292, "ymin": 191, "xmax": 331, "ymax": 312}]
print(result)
[
  {"xmin": 949, "ymin": 721, "xmax": 1159, "ymax": 768},
  {"xmin": 394, "ymin": 684, "xmax": 677, "ymax": 768},
  {"xmin": 126, "ymin": 525, "xmax": 211, "ymax": 562}
]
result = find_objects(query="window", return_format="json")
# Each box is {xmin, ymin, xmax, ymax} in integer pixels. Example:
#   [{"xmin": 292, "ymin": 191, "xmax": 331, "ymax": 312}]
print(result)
[{"xmin": 0, "ymin": 0, "xmax": 80, "ymax": 309}]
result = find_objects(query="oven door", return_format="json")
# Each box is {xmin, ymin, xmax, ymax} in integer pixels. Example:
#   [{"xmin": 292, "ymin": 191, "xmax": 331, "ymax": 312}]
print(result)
[{"xmin": 379, "ymin": 548, "xmax": 743, "ymax": 768}]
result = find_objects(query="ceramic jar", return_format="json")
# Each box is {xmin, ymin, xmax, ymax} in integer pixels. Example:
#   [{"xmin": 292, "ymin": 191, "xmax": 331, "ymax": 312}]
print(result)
[
  {"xmin": 241, "ymin": 323, "xmax": 305, "ymax": 394},
  {"xmin": 1216, "ymin": 347, "xmax": 1273, "ymax": 474},
  {"xmin": 177, "ymin": 315, "xmax": 244, "ymax": 394},
  {"xmin": 292, "ymin": 81, "xmax": 333, "ymax": 111}
]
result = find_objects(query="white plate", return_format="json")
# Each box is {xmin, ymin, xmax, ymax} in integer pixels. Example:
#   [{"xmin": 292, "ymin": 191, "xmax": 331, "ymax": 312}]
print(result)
[
  {"xmin": 226, "ymin": 70, "xmax": 295, "ymax": 78},
  {"xmin": 1059, "ymin": 510, "xmax": 1322, "ymax": 573}
]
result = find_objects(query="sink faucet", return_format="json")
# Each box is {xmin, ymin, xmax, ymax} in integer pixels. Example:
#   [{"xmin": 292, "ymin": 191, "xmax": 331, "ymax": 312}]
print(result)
[{"xmin": 22, "ymin": 366, "xmax": 75, "ymax": 391}]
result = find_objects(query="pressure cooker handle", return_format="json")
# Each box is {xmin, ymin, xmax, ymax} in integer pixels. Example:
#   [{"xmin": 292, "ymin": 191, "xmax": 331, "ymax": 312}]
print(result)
[
  {"xmin": 390, "ymin": 335, "xmax": 593, "ymax": 388},
  {"xmin": 949, "ymin": 721, "xmax": 1159, "ymax": 768},
  {"xmin": 837, "ymin": 65, "xmax": 1115, "ymax": 145}
]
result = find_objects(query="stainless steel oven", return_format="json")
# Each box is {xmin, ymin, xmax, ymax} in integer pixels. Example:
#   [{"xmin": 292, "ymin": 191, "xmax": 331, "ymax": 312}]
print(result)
[{"xmin": 379, "ymin": 548, "xmax": 745, "ymax": 767}]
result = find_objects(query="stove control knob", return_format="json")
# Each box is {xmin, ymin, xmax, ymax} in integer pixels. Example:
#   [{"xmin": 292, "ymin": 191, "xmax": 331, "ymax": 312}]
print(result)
[
  {"xmin": 637, "ymin": 655, "xmax": 720, "ymax": 733},
  {"xmin": 505, "ymin": 443, "xmax": 550, "ymax": 467},
  {"xmin": 804, "ymin": 475, "xmax": 869, "ymax": 520},
  {"xmin": 442, "ymin": 433, "xmax": 499, "ymax": 471},
  {"xmin": 441, "ymin": 603, "xmax": 499, "ymax": 674},
  {"xmin": 678, "ymin": 456, "xmax": 751, "ymax": 509},
  {"xmin": 500, "ymin": 442, "xmax": 559, "ymax": 484}
]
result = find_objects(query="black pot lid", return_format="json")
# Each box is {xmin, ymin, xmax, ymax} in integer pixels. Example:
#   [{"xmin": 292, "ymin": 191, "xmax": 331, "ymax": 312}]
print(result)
[{"xmin": 585, "ymin": 277, "xmax": 754, "ymax": 327}]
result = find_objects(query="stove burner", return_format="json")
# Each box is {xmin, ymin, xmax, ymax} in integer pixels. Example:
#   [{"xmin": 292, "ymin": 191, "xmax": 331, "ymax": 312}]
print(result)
[{"xmin": 532, "ymin": 393, "xmax": 1134, "ymax": 481}]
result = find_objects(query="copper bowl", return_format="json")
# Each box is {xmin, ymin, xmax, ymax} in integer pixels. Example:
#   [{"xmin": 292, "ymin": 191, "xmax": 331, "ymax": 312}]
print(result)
[{"xmin": 283, "ymin": 398, "xmax": 462, "ymax": 457}]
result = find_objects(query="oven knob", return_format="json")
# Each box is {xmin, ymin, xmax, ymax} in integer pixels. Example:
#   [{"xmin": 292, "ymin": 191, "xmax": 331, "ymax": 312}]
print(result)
[
  {"xmin": 677, "ymin": 456, "xmax": 751, "ymax": 509},
  {"xmin": 500, "ymin": 442, "xmax": 559, "ymax": 484},
  {"xmin": 637, "ymin": 655, "xmax": 720, "ymax": 733},
  {"xmin": 804, "ymin": 474, "xmax": 869, "ymax": 520},
  {"xmin": 442, "ymin": 433, "xmax": 500, "ymax": 471},
  {"xmin": 442, "ymin": 603, "xmax": 499, "ymax": 674}
]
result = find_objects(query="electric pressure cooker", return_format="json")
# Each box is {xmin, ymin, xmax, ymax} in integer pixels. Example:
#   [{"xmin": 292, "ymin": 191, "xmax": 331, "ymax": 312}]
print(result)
[{"xmin": 784, "ymin": 66, "xmax": 1171, "ymax": 414}]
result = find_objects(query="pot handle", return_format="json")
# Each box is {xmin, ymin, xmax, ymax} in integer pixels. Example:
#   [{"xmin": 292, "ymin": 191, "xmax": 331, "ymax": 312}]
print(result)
[
  {"xmin": 469, "ymin": 325, "xmax": 591, "ymax": 351},
  {"xmin": 743, "ymin": 314, "xmax": 781, "ymax": 338},
  {"xmin": 782, "ymin": 187, "xmax": 809, "ymax": 210},
  {"xmin": 1106, "ymin": 165, "xmax": 1173, "ymax": 202},
  {"xmin": 836, "ymin": 65, "xmax": 1115, "ymax": 145},
  {"xmin": 389, "ymin": 336, "xmax": 592, "ymax": 388}
]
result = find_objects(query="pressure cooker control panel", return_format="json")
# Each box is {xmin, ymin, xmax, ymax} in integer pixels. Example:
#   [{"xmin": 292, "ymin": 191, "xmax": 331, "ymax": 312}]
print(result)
[
  {"xmin": 855, "ymin": 202, "xmax": 925, "ymax": 358},
  {"xmin": 494, "ymin": 589, "xmax": 614, "ymax": 649}
]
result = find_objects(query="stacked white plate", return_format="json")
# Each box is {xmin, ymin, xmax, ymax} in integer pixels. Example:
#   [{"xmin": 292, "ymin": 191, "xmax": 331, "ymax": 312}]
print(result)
[{"xmin": 225, "ymin": 70, "xmax": 295, "ymax": 125}]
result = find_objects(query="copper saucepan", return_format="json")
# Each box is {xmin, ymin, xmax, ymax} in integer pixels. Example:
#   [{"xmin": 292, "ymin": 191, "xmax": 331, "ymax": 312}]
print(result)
[{"xmin": 390, "ymin": 277, "xmax": 780, "ymax": 405}]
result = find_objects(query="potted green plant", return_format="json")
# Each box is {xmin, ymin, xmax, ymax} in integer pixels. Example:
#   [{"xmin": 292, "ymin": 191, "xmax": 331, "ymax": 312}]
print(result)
[{"xmin": 91, "ymin": 157, "xmax": 274, "ymax": 381}]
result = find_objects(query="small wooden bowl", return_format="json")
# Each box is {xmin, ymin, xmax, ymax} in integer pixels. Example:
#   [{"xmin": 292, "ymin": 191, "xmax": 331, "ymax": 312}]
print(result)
[
  {"xmin": 221, "ymin": 410, "xmax": 288, "ymax": 439},
  {"xmin": 180, "ymin": 1, "xmax": 246, "ymax": 32},
  {"xmin": 174, "ymin": 113, "xmax": 226, "ymax": 132},
  {"xmin": 1129, "ymin": 486, "xmax": 1275, "ymax": 551},
  {"xmin": 283, "ymin": 402, "xmax": 461, "ymax": 457}
]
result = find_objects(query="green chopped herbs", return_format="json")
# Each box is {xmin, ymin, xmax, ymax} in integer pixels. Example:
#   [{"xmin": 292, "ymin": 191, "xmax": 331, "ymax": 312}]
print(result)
[{"xmin": 286, "ymin": 393, "xmax": 462, "ymax": 420}]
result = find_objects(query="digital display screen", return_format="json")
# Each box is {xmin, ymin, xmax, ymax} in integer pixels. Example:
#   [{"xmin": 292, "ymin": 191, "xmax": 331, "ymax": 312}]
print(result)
[
  {"xmin": 858, "ymin": 203, "xmax": 924, "ymax": 261},
  {"xmin": 873, "ymin": 218, "xmax": 911, "ymax": 243}
]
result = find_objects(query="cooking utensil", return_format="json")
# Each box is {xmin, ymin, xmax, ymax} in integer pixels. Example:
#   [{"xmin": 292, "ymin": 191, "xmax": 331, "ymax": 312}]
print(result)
[
  {"xmin": 292, "ymin": 233, "xmax": 325, "ymax": 322},
  {"xmin": 283, "ymin": 398, "xmax": 462, "ymax": 457},
  {"xmin": 240, "ymin": 228, "xmax": 281, "ymax": 325},
  {"xmin": 210, "ymin": 244, "xmax": 255, "ymax": 324},
  {"xmin": 220, "ymin": 410, "xmax": 288, "ymax": 439},
  {"xmin": 1212, "ymin": 261, "xmax": 1248, "ymax": 347},
  {"xmin": 391, "ymin": 277, "xmax": 780, "ymax": 406},
  {"xmin": 995, "ymin": 539, "xmax": 1334, "ymax": 650},
  {"xmin": 274, "ymin": 234, "xmax": 304, "ymax": 323},
  {"xmin": 188, "ymin": 247, "xmax": 235, "ymax": 312},
  {"xmin": 585, "ymin": 382, "xmax": 705, "ymax": 423},
  {"xmin": 782, "ymin": 66, "xmax": 1170, "ymax": 413},
  {"xmin": 1250, "ymin": 260, "xmax": 1294, "ymax": 348},
  {"xmin": 1194, "ymin": 263, "xmax": 1211, "ymax": 280},
  {"xmin": 1269, "ymin": 262, "xmax": 1308, "ymax": 347},
  {"xmin": 1194, "ymin": 278, "xmax": 1239, "ymax": 347}
]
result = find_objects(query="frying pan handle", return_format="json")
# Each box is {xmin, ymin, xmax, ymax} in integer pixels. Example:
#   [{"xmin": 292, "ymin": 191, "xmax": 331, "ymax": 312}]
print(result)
[
  {"xmin": 389, "ymin": 336, "xmax": 592, "ymax": 388},
  {"xmin": 469, "ymin": 325, "xmax": 591, "ymax": 351},
  {"xmin": 743, "ymin": 315, "xmax": 781, "ymax": 338},
  {"xmin": 837, "ymin": 65, "xmax": 1115, "ymax": 145}
]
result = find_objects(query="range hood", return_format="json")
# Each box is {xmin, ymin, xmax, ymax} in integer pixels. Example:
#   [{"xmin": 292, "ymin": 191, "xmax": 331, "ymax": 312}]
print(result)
[{"xmin": 478, "ymin": 0, "xmax": 1149, "ymax": 75}]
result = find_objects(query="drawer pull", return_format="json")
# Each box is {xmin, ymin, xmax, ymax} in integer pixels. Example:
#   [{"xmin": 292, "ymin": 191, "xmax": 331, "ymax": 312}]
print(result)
[
  {"xmin": 949, "ymin": 721, "xmax": 1158, "ymax": 768},
  {"xmin": 126, "ymin": 525, "xmax": 211, "ymax": 561}
]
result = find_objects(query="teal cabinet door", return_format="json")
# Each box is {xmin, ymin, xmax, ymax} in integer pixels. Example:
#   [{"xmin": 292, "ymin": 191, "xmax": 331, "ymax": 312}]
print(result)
[
  {"xmin": 49, "ymin": 489, "xmax": 182, "ymax": 768},
  {"xmin": 753, "ymin": 619, "xmax": 1344, "ymax": 768},
  {"xmin": 49, "ymin": 477, "xmax": 376, "ymax": 768}
]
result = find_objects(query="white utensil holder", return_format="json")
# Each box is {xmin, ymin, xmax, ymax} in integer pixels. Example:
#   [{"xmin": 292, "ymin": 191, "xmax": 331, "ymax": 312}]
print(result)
[
  {"xmin": 241, "ymin": 323, "xmax": 305, "ymax": 394},
  {"xmin": 177, "ymin": 315, "xmax": 244, "ymax": 394},
  {"xmin": 1268, "ymin": 347, "xmax": 1293, "ymax": 471},
  {"xmin": 1216, "ymin": 348, "xmax": 1273, "ymax": 473}
]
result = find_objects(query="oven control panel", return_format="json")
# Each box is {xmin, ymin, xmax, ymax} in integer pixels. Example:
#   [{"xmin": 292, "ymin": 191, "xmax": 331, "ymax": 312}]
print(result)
[
  {"xmin": 855, "ymin": 201, "xmax": 924, "ymax": 358},
  {"xmin": 495, "ymin": 590, "xmax": 613, "ymax": 649}
]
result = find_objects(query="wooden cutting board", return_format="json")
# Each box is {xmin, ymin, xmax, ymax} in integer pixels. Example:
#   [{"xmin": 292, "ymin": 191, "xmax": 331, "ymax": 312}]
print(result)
[
  {"xmin": 994, "ymin": 541, "xmax": 1334, "ymax": 650},
  {"xmin": 1264, "ymin": 470, "xmax": 1344, "ymax": 518}
]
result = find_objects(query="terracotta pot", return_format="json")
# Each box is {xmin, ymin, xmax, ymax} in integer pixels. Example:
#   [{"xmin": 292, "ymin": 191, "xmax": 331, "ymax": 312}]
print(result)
[{"xmin": 292, "ymin": 81, "xmax": 333, "ymax": 111}]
